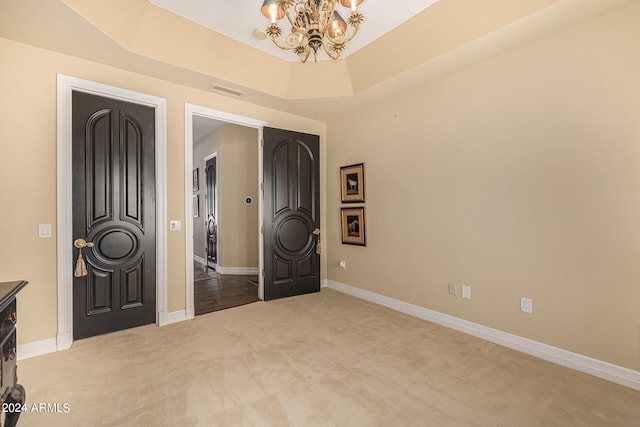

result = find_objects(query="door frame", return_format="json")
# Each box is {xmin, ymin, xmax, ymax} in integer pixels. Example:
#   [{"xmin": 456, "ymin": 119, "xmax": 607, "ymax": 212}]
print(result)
[
  {"xmin": 184, "ymin": 103, "xmax": 267, "ymax": 319},
  {"xmin": 56, "ymin": 74, "xmax": 168, "ymax": 351},
  {"xmin": 203, "ymin": 152, "xmax": 218, "ymax": 270}
]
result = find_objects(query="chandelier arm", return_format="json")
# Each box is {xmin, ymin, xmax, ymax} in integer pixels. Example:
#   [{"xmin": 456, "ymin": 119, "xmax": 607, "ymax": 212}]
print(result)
[
  {"xmin": 298, "ymin": 47, "xmax": 311, "ymax": 63},
  {"xmin": 321, "ymin": 40, "xmax": 341, "ymax": 60},
  {"xmin": 326, "ymin": 26, "xmax": 359, "ymax": 45},
  {"xmin": 328, "ymin": 12, "xmax": 364, "ymax": 45},
  {"xmin": 266, "ymin": 22, "xmax": 306, "ymax": 51},
  {"xmin": 269, "ymin": 33, "xmax": 303, "ymax": 51}
]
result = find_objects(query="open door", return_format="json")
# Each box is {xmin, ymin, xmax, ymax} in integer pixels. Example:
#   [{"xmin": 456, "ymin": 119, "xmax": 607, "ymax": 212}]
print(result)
[{"xmin": 263, "ymin": 127, "xmax": 320, "ymax": 300}]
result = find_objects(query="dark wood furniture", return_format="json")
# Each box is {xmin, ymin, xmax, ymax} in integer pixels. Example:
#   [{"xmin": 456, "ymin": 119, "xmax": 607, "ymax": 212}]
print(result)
[{"xmin": 0, "ymin": 281, "xmax": 27, "ymax": 427}]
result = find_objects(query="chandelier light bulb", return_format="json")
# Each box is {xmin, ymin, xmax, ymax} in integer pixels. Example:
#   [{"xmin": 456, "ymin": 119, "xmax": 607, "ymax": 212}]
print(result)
[
  {"xmin": 328, "ymin": 11, "xmax": 347, "ymax": 40},
  {"xmin": 268, "ymin": 5, "xmax": 278, "ymax": 23},
  {"xmin": 261, "ymin": 0, "xmax": 284, "ymax": 23},
  {"xmin": 340, "ymin": 0, "xmax": 363, "ymax": 12}
]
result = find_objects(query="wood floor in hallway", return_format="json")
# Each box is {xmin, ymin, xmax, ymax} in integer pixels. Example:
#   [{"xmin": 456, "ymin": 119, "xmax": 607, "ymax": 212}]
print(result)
[{"xmin": 194, "ymin": 262, "xmax": 259, "ymax": 315}]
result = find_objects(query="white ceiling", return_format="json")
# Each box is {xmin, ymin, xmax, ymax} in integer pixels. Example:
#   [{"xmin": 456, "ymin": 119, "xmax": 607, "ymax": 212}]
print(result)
[{"xmin": 148, "ymin": 0, "xmax": 439, "ymax": 62}]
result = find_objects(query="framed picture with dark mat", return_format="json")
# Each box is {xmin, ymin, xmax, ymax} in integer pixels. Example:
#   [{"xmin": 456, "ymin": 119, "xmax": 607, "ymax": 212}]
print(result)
[{"xmin": 341, "ymin": 207, "xmax": 365, "ymax": 246}]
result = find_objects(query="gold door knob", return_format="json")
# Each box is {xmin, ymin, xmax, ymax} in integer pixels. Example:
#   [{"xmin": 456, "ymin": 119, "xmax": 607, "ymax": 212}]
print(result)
[
  {"xmin": 312, "ymin": 228, "xmax": 320, "ymax": 235},
  {"xmin": 74, "ymin": 239, "xmax": 94, "ymax": 249}
]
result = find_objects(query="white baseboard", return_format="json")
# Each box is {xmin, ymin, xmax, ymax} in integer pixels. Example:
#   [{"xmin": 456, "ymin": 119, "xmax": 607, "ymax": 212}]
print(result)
[
  {"xmin": 22, "ymin": 310, "xmax": 188, "ymax": 361},
  {"xmin": 194, "ymin": 255, "xmax": 206, "ymax": 266},
  {"xmin": 157, "ymin": 310, "xmax": 168, "ymax": 326},
  {"xmin": 321, "ymin": 279, "xmax": 329, "ymax": 288},
  {"xmin": 325, "ymin": 279, "xmax": 640, "ymax": 392},
  {"xmin": 166, "ymin": 309, "xmax": 187, "ymax": 325},
  {"xmin": 56, "ymin": 331, "xmax": 72, "ymax": 351},
  {"xmin": 216, "ymin": 266, "xmax": 259, "ymax": 275},
  {"xmin": 17, "ymin": 337, "xmax": 58, "ymax": 361}
]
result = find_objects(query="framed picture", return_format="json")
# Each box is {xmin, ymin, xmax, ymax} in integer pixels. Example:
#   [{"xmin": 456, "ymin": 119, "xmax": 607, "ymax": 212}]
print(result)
[
  {"xmin": 340, "ymin": 163, "xmax": 365, "ymax": 203},
  {"xmin": 193, "ymin": 168, "xmax": 199, "ymax": 192},
  {"xmin": 193, "ymin": 194, "xmax": 199, "ymax": 217},
  {"xmin": 341, "ymin": 207, "xmax": 366, "ymax": 246}
]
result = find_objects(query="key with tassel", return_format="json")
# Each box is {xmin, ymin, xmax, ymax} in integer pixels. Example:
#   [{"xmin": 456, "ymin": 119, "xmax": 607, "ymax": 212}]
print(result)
[
  {"xmin": 74, "ymin": 239, "xmax": 94, "ymax": 277},
  {"xmin": 312, "ymin": 228, "xmax": 321, "ymax": 255}
]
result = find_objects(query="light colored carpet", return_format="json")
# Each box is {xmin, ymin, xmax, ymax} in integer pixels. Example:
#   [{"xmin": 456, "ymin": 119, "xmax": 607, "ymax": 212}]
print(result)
[{"xmin": 17, "ymin": 289, "xmax": 640, "ymax": 426}]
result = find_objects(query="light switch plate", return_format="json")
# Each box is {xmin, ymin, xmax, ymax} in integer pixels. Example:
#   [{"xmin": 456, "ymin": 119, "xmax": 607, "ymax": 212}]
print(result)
[
  {"xmin": 170, "ymin": 220, "xmax": 182, "ymax": 231},
  {"xmin": 38, "ymin": 224, "xmax": 52, "ymax": 238}
]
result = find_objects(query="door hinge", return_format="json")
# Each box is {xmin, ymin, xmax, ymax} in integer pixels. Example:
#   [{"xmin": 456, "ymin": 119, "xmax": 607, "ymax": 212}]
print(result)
[
  {"xmin": 261, "ymin": 225, "xmax": 265, "ymax": 234},
  {"xmin": 261, "ymin": 138, "xmax": 264, "ymax": 147},
  {"xmin": 260, "ymin": 182, "xmax": 264, "ymax": 191},
  {"xmin": 261, "ymin": 269, "xmax": 265, "ymax": 277}
]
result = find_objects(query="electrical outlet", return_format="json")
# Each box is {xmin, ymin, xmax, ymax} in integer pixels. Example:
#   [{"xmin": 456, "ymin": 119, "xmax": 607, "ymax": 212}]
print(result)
[
  {"xmin": 520, "ymin": 297, "xmax": 533, "ymax": 313},
  {"xmin": 448, "ymin": 283, "xmax": 456, "ymax": 295},
  {"xmin": 461, "ymin": 285, "xmax": 471, "ymax": 299}
]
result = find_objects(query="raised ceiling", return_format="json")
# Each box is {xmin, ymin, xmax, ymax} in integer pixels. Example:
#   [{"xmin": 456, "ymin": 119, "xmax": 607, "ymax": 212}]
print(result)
[
  {"xmin": 148, "ymin": 0, "xmax": 440, "ymax": 62},
  {"xmin": 0, "ymin": 0, "xmax": 635, "ymax": 121}
]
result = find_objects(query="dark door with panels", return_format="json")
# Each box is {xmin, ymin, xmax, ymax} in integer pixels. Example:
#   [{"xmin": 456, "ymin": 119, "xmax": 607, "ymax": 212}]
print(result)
[
  {"xmin": 263, "ymin": 127, "xmax": 320, "ymax": 300},
  {"xmin": 72, "ymin": 91, "xmax": 156, "ymax": 340},
  {"xmin": 205, "ymin": 156, "xmax": 217, "ymax": 267}
]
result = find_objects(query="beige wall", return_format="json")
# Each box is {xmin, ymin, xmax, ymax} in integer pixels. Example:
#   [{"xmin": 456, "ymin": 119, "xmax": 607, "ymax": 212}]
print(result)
[
  {"xmin": 0, "ymin": 37, "xmax": 326, "ymax": 345},
  {"xmin": 193, "ymin": 125, "xmax": 259, "ymax": 269},
  {"xmin": 217, "ymin": 125, "xmax": 259, "ymax": 270},
  {"xmin": 326, "ymin": 3, "xmax": 640, "ymax": 371}
]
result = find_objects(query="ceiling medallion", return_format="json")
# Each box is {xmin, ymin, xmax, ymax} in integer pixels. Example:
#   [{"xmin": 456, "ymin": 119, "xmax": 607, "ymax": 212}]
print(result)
[{"xmin": 261, "ymin": 0, "xmax": 364, "ymax": 63}]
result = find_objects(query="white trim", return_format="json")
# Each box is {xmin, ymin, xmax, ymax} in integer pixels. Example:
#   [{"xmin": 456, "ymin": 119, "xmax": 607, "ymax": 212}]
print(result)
[
  {"xmin": 325, "ymin": 280, "xmax": 640, "ymax": 392},
  {"xmin": 321, "ymin": 279, "xmax": 329, "ymax": 288},
  {"xmin": 257, "ymin": 127, "xmax": 265, "ymax": 300},
  {"xmin": 185, "ymin": 103, "xmax": 268, "ymax": 320},
  {"xmin": 167, "ymin": 310, "xmax": 187, "ymax": 325},
  {"xmin": 194, "ymin": 255, "xmax": 206, "ymax": 266},
  {"xmin": 215, "ymin": 267, "xmax": 260, "ymax": 275},
  {"xmin": 56, "ymin": 75, "xmax": 168, "ymax": 350},
  {"xmin": 17, "ymin": 338, "xmax": 58, "ymax": 361}
]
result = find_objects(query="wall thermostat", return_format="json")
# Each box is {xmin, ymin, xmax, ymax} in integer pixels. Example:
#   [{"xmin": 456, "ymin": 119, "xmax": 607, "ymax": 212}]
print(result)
[{"xmin": 244, "ymin": 196, "xmax": 253, "ymax": 205}]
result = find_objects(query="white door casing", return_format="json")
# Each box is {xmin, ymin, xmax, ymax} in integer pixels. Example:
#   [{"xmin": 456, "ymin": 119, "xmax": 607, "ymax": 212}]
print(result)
[
  {"xmin": 56, "ymin": 74, "xmax": 168, "ymax": 350},
  {"xmin": 184, "ymin": 103, "xmax": 267, "ymax": 319}
]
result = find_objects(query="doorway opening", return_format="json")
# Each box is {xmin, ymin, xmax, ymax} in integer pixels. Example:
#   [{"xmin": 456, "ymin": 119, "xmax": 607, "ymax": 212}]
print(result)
[{"xmin": 184, "ymin": 105, "xmax": 267, "ymax": 319}]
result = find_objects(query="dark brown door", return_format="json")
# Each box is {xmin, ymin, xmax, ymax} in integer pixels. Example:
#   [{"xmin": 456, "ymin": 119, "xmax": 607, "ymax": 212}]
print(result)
[
  {"xmin": 72, "ymin": 91, "xmax": 156, "ymax": 340},
  {"xmin": 263, "ymin": 127, "xmax": 320, "ymax": 300},
  {"xmin": 205, "ymin": 156, "xmax": 217, "ymax": 267}
]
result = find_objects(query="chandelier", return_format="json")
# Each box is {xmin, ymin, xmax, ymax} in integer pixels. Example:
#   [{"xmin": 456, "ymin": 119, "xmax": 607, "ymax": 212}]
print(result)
[{"xmin": 260, "ymin": 0, "xmax": 364, "ymax": 63}]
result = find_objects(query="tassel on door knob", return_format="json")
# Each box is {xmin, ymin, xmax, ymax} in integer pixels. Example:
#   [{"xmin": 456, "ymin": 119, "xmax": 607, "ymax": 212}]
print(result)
[
  {"xmin": 74, "ymin": 238, "xmax": 94, "ymax": 278},
  {"xmin": 312, "ymin": 228, "xmax": 321, "ymax": 254}
]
